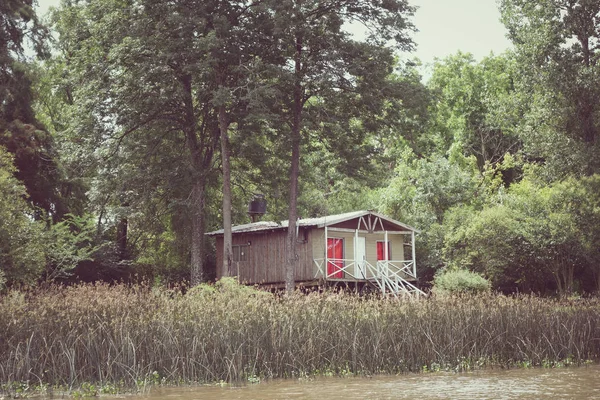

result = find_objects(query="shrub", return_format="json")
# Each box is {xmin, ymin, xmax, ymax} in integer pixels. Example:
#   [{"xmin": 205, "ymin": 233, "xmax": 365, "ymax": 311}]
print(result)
[{"xmin": 433, "ymin": 268, "xmax": 491, "ymax": 295}]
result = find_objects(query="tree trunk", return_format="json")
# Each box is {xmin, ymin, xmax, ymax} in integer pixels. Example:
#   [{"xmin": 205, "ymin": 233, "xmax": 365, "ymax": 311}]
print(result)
[
  {"xmin": 190, "ymin": 177, "xmax": 207, "ymax": 285},
  {"xmin": 116, "ymin": 199, "xmax": 129, "ymax": 261},
  {"xmin": 219, "ymin": 104, "xmax": 232, "ymax": 279},
  {"xmin": 116, "ymin": 217, "xmax": 128, "ymax": 260},
  {"xmin": 565, "ymin": 261, "xmax": 574, "ymax": 295},
  {"xmin": 180, "ymin": 73, "xmax": 215, "ymax": 286},
  {"xmin": 579, "ymin": 34, "xmax": 596, "ymax": 143},
  {"xmin": 286, "ymin": 128, "xmax": 300, "ymax": 292},
  {"xmin": 285, "ymin": 33, "xmax": 303, "ymax": 293},
  {"xmin": 554, "ymin": 272, "xmax": 563, "ymax": 296}
]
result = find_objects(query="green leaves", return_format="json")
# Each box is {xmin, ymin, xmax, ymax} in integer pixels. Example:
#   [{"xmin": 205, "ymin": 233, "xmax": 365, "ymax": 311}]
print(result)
[
  {"xmin": 427, "ymin": 52, "xmax": 521, "ymax": 172},
  {"xmin": 442, "ymin": 175, "xmax": 600, "ymax": 294},
  {"xmin": 43, "ymin": 214, "xmax": 98, "ymax": 281},
  {"xmin": 0, "ymin": 146, "xmax": 101, "ymax": 288},
  {"xmin": 501, "ymin": 0, "xmax": 600, "ymax": 175},
  {"xmin": 0, "ymin": 146, "xmax": 45, "ymax": 288},
  {"xmin": 433, "ymin": 269, "xmax": 491, "ymax": 295}
]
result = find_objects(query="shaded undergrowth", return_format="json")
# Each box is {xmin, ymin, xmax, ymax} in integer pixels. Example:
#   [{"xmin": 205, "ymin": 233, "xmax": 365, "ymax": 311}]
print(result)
[{"xmin": 1, "ymin": 279, "xmax": 599, "ymax": 395}]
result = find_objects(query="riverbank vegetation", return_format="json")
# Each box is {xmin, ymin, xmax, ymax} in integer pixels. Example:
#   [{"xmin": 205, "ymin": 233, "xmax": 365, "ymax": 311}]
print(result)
[{"xmin": 1, "ymin": 280, "xmax": 599, "ymax": 396}]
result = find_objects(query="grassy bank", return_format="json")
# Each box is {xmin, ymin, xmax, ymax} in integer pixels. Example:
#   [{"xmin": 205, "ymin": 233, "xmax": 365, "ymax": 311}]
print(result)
[{"xmin": 1, "ymin": 279, "xmax": 599, "ymax": 395}]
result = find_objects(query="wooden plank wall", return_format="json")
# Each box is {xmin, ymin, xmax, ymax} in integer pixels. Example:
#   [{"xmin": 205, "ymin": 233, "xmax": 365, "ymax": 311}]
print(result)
[{"xmin": 214, "ymin": 228, "xmax": 314, "ymax": 284}]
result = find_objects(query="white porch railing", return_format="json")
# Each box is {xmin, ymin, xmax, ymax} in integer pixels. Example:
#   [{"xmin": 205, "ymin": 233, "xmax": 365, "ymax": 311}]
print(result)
[
  {"xmin": 313, "ymin": 258, "xmax": 425, "ymax": 297},
  {"xmin": 375, "ymin": 260, "xmax": 416, "ymax": 280},
  {"xmin": 313, "ymin": 258, "xmax": 360, "ymax": 280},
  {"xmin": 370, "ymin": 261, "xmax": 425, "ymax": 297}
]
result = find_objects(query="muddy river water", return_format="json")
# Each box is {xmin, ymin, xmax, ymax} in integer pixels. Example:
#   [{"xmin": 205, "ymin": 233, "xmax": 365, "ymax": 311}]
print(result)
[{"xmin": 112, "ymin": 365, "xmax": 600, "ymax": 399}]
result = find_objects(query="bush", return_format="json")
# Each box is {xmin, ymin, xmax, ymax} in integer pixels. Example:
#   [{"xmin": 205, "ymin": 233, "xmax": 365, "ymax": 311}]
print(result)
[{"xmin": 433, "ymin": 268, "xmax": 491, "ymax": 295}]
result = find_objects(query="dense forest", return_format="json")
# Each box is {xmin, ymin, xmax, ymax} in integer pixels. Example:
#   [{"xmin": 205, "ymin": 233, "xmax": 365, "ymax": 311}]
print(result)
[{"xmin": 2, "ymin": 0, "xmax": 600, "ymax": 296}]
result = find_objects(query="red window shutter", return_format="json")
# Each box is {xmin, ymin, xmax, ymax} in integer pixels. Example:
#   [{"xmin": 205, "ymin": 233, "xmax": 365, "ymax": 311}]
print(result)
[
  {"xmin": 377, "ymin": 241, "xmax": 391, "ymax": 260},
  {"xmin": 377, "ymin": 241, "xmax": 384, "ymax": 260}
]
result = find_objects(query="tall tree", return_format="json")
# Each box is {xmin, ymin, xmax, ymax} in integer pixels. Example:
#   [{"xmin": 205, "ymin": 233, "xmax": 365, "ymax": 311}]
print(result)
[
  {"xmin": 1, "ymin": 0, "xmax": 69, "ymax": 220},
  {"xmin": 268, "ymin": 0, "xmax": 415, "ymax": 291},
  {"xmin": 501, "ymin": 0, "xmax": 600, "ymax": 176},
  {"xmin": 210, "ymin": 1, "xmax": 276, "ymax": 279},
  {"xmin": 51, "ymin": 0, "xmax": 227, "ymax": 283},
  {"xmin": 427, "ymin": 53, "xmax": 521, "ymax": 174}
]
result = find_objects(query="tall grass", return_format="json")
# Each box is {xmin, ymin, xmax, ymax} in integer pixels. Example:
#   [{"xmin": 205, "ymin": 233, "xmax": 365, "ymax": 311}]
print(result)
[{"xmin": 1, "ymin": 278, "xmax": 599, "ymax": 391}]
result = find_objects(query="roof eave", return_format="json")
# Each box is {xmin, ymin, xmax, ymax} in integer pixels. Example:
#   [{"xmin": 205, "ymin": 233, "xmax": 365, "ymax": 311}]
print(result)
[
  {"xmin": 314, "ymin": 210, "xmax": 419, "ymax": 233},
  {"xmin": 314, "ymin": 210, "xmax": 370, "ymax": 228}
]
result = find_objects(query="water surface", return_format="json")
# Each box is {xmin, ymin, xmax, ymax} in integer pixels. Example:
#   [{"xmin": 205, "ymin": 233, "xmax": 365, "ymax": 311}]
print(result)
[{"xmin": 114, "ymin": 365, "xmax": 600, "ymax": 399}]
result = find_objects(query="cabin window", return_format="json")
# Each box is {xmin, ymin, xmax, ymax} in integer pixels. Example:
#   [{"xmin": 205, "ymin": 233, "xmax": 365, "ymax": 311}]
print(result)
[
  {"xmin": 376, "ymin": 241, "xmax": 392, "ymax": 261},
  {"xmin": 232, "ymin": 244, "xmax": 249, "ymax": 262}
]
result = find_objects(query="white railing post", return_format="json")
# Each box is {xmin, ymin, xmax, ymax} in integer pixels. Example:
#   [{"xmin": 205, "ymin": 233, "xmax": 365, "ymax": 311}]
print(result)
[
  {"xmin": 324, "ymin": 226, "xmax": 328, "ymax": 280},
  {"xmin": 313, "ymin": 259, "xmax": 324, "ymax": 278},
  {"xmin": 354, "ymin": 228, "xmax": 359, "ymax": 278},
  {"xmin": 384, "ymin": 230, "xmax": 389, "ymax": 279},
  {"xmin": 411, "ymin": 230, "xmax": 416, "ymax": 278}
]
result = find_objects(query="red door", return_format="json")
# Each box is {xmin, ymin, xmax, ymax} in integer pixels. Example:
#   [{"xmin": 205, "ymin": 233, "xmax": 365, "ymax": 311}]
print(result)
[{"xmin": 327, "ymin": 238, "xmax": 344, "ymax": 278}]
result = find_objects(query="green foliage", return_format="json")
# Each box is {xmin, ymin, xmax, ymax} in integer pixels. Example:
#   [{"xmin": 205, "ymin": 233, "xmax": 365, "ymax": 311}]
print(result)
[
  {"xmin": 42, "ymin": 0, "xmax": 419, "ymax": 284},
  {"xmin": 0, "ymin": 0, "xmax": 67, "ymax": 221},
  {"xmin": 443, "ymin": 175, "xmax": 600, "ymax": 294},
  {"xmin": 427, "ymin": 52, "xmax": 521, "ymax": 172},
  {"xmin": 0, "ymin": 146, "xmax": 100, "ymax": 287},
  {"xmin": 500, "ymin": 0, "xmax": 600, "ymax": 177},
  {"xmin": 187, "ymin": 277, "xmax": 271, "ymax": 303},
  {"xmin": 379, "ymin": 150, "xmax": 481, "ymax": 226},
  {"xmin": 432, "ymin": 269, "xmax": 491, "ymax": 295},
  {"xmin": 0, "ymin": 0, "xmax": 47, "ymax": 59},
  {"xmin": 377, "ymin": 149, "xmax": 481, "ymax": 279},
  {"xmin": 44, "ymin": 214, "xmax": 98, "ymax": 281},
  {"xmin": 442, "ymin": 204, "xmax": 531, "ymax": 290},
  {"xmin": 10, "ymin": 0, "xmax": 600, "ymax": 298},
  {"xmin": 0, "ymin": 146, "xmax": 46, "ymax": 287}
]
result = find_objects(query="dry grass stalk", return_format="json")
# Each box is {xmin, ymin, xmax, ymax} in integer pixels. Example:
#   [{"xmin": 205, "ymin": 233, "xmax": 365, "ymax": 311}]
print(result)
[{"xmin": 0, "ymin": 279, "xmax": 598, "ymax": 391}]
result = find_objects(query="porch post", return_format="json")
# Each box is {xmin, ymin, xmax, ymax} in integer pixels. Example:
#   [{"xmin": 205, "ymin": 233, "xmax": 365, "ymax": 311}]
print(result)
[
  {"xmin": 411, "ymin": 230, "xmax": 416, "ymax": 277},
  {"xmin": 384, "ymin": 230, "xmax": 389, "ymax": 275},
  {"xmin": 354, "ymin": 228, "xmax": 359, "ymax": 279},
  {"xmin": 324, "ymin": 226, "xmax": 328, "ymax": 280}
]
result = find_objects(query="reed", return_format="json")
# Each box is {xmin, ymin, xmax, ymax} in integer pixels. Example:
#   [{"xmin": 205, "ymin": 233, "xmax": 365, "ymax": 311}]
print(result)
[{"xmin": 1, "ymin": 279, "xmax": 599, "ymax": 393}]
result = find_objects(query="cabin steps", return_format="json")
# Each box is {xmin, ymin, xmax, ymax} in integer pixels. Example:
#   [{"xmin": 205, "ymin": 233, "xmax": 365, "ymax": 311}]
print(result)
[{"xmin": 367, "ymin": 275, "xmax": 426, "ymax": 297}]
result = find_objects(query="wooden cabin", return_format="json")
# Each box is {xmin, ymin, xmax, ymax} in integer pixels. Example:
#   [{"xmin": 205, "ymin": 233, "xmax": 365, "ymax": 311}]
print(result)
[{"xmin": 206, "ymin": 210, "xmax": 424, "ymax": 296}]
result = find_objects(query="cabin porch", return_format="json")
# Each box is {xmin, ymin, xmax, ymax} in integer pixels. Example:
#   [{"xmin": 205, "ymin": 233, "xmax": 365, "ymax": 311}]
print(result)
[{"xmin": 312, "ymin": 223, "xmax": 425, "ymax": 297}]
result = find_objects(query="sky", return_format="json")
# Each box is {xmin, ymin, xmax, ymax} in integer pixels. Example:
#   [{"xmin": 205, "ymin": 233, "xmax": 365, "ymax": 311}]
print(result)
[
  {"xmin": 36, "ymin": 0, "xmax": 512, "ymax": 68},
  {"xmin": 410, "ymin": 0, "xmax": 512, "ymax": 64}
]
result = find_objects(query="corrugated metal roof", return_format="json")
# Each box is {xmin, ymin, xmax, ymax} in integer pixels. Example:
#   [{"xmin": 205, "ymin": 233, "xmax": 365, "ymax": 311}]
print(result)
[
  {"xmin": 206, "ymin": 210, "xmax": 417, "ymax": 236},
  {"xmin": 205, "ymin": 221, "xmax": 281, "ymax": 236},
  {"xmin": 293, "ymin": 210, "xmax": 369, "ymax": 228}
]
